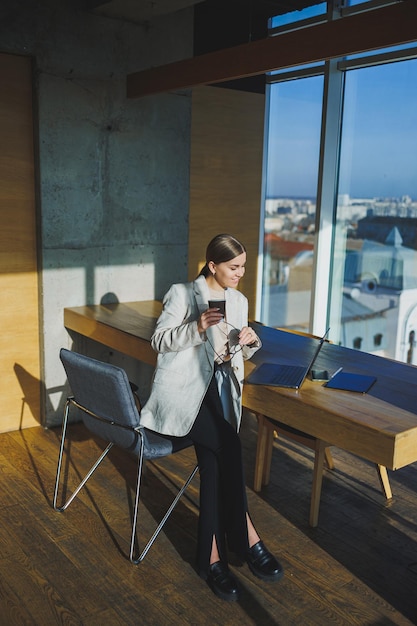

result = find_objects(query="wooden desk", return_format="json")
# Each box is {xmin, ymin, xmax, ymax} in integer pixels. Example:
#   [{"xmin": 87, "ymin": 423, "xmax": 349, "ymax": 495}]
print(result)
[
  {"xmin": 64, "ymin": 301, "xmax": 162, "ymax": 367},
  {"xmin": 64, "ymin": 303, "xmax": 417, "ymax": 524},
  {"xmin": 245, "ymin": 323, "xmax": 417, "ymax": 472},
  {"xmin": 243, "ymin": 323, "xmax": 417, "ymax": 524}
]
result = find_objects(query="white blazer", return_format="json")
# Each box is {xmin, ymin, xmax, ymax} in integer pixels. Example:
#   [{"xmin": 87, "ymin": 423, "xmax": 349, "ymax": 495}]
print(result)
[{"xmin": 140, "ymin": 275, "xmax": 260, "ymax": 437}]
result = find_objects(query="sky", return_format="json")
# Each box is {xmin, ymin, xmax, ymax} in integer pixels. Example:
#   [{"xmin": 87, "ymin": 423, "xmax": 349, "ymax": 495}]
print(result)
[{"xmin": 265, "ymin": 42, "xmax": 417, "ymax": 201}]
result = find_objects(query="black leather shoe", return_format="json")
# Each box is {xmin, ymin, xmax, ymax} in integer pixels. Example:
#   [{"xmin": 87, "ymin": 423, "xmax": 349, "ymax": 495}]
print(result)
[
  {"xmin": 206, "ymin": 561, "xmax": 240, "ymax": 602},
  {"xmin": 246, "ymin": 541, "xmax": 284, "ymax": 582}
]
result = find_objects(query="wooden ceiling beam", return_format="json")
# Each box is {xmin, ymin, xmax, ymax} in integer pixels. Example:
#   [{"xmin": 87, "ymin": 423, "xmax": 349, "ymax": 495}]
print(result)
[{"xmin": 127, "ymin": 1, "xmax": 417, "ymax": 98}]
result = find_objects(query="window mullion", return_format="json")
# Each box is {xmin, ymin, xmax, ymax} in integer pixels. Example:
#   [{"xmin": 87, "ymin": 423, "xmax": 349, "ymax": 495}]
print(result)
[
  {"xmin": 310, "ymin": 59, "xmax": 344, "ymax": 337},
  {"xmin": 255, "ymin": 85, "xmax": 272, "ymax": 322}
]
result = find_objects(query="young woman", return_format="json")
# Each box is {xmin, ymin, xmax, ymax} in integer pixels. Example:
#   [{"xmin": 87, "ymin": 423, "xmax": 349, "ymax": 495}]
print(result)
[{"xmin": 141, "ymin": 234, "xmax": 283, "ymax": 601}]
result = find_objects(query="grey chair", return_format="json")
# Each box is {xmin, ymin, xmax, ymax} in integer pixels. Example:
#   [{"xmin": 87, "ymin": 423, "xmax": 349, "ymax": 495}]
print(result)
[{"xmin": 53, "ymin": 348, "xmax": 198, "ymax": 563}]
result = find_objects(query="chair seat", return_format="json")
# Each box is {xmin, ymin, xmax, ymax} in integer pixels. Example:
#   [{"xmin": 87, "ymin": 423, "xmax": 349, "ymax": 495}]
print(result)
[{"xmin": 142, "ymin": 430, "xmax": 193, "ymax": 459}]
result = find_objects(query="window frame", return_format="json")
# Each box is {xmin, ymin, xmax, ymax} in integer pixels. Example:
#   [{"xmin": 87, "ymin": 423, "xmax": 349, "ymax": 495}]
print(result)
[{"xmin": 257, "ymin": 0, "xmax": 417, "ymax": 341}]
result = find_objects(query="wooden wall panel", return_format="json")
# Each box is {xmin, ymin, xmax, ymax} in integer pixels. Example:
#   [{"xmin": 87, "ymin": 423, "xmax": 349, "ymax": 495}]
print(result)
[
  {"xmin": 189, "ymin": 85, "xmax": 264, "ymax": 319},
  {"xmin": 0, "ymin": 53, "xmax": 40, "ymax": 432}
]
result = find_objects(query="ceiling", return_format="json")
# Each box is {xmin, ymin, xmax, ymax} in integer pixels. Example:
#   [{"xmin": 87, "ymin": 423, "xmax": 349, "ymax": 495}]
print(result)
[
  {"xmin": 88, "ymin": 0, "xmax": 319, "ymax": 25},
  {"xmin": 89, "ymin": 0, "xmax": 206, "ymax": 23},
  {"xmin": 87, "ymin": 0, "xmax": 323, "ymax": 93}
]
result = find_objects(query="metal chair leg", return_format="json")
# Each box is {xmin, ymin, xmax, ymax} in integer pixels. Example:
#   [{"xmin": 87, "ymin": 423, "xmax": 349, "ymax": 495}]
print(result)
[
  {"xmin": 129, "ymin": 425, "xmax": 198, "ymax": 563},
  {"xmin": 53, "ymin": 398, "xmax": 114, "ymax": 511},
  {"xmin": 131, "ymin": 462, "xmax": 199, "ymax": 564}
]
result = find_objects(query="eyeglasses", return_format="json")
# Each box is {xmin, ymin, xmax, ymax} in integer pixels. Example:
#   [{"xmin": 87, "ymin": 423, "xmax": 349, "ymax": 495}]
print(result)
[{"xmin": 207, "ymin": 321, "xmax": 243, "ymax": 363}]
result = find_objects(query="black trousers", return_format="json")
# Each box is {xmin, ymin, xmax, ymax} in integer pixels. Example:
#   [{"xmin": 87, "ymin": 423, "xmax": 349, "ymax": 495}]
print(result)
[{"xmin": 188, "ymin": 373, "xmax": 250, "ymax": 578}]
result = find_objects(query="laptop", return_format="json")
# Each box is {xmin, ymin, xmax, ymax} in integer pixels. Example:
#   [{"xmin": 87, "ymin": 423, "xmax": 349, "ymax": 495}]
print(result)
[{"xmin": 246, "ymin": 327, "xmax": 330, "ymax": 390}]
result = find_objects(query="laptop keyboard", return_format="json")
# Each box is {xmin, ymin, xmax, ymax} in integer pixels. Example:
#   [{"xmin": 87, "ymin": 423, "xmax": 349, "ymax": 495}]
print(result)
[{"xmin": 271, "ymin": 364, "xmax": 307, "ymax": 386}]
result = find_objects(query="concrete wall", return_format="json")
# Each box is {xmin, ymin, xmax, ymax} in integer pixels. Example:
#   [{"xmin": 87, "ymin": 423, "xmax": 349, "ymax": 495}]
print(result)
[{"xmin": 0, "ymin": 1, "xmax": 193, "ymax": 426}]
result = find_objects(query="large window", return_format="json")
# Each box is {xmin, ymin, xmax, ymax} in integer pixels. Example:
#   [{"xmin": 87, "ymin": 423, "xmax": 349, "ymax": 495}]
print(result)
[
  {"xmin": 330, "ymin": 59, "xmax": 417, "ymax": 362},
  {"xmin": 259, "ymin": 1, "xmax": 417, "ymax": 363},
  {"xmin": 261, "ymin": 76, "xmax": 323, "ymax": 329}
]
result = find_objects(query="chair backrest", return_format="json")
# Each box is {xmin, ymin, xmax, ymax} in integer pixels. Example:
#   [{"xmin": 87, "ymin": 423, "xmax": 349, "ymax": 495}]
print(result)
[{"xmin": 60, "ymin": 348, "xmax": 140, "ymax": 451}]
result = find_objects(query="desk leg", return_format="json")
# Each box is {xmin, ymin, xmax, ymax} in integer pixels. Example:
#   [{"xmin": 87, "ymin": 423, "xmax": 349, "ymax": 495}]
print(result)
[
  {"xmin": 254, "ymin": 414, "xmax": 268, "ymax": 492},
  {"xmin": 309, "ymin": 440, "xmax": 326, "ymax": 528},
  {"xmin": 324, "ymin": 448, "xmax": 335, "ymax": 470},
  {"xmin": 376, "ymin": 464, "xmax": 393, "ymax": 500},
  {"xmin": 263, "ymin": 425, "xmax": 274, "ymax": 486}
]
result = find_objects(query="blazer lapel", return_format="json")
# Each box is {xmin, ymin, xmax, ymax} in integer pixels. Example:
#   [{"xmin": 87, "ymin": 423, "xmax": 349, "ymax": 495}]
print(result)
[
  {"xmin": 193, "ymin": 275, "xmax": 208, "ymax": 315},
  {"xmin": 193, "ymin": 276, "xmax": 215, "ymax": 364}
]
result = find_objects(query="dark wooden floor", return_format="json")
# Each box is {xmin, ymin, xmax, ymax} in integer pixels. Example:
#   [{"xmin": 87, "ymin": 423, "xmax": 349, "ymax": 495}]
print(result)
[{"xmin": 1, "ymin": 410, "xmax": 417, "ymax": 625}]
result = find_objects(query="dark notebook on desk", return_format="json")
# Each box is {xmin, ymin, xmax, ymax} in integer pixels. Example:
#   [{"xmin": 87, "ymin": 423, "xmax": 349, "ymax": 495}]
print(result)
[
  {"xmin": 324, "ymin": 371, "xmax": 376, "ymax": 394},
  {"xmin": 246, "ymin": 328, "xmax": 330, "ymax": 390}
]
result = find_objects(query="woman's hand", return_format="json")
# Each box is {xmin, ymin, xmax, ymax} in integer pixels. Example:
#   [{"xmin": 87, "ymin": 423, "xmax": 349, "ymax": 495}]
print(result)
[
  {"xmin": 238, "ymin": 326, "xmax": 259, "ymax": 346},
  {"xmin": 197, "ymin": 307, "xmax": 224, "ymax": 334}
]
